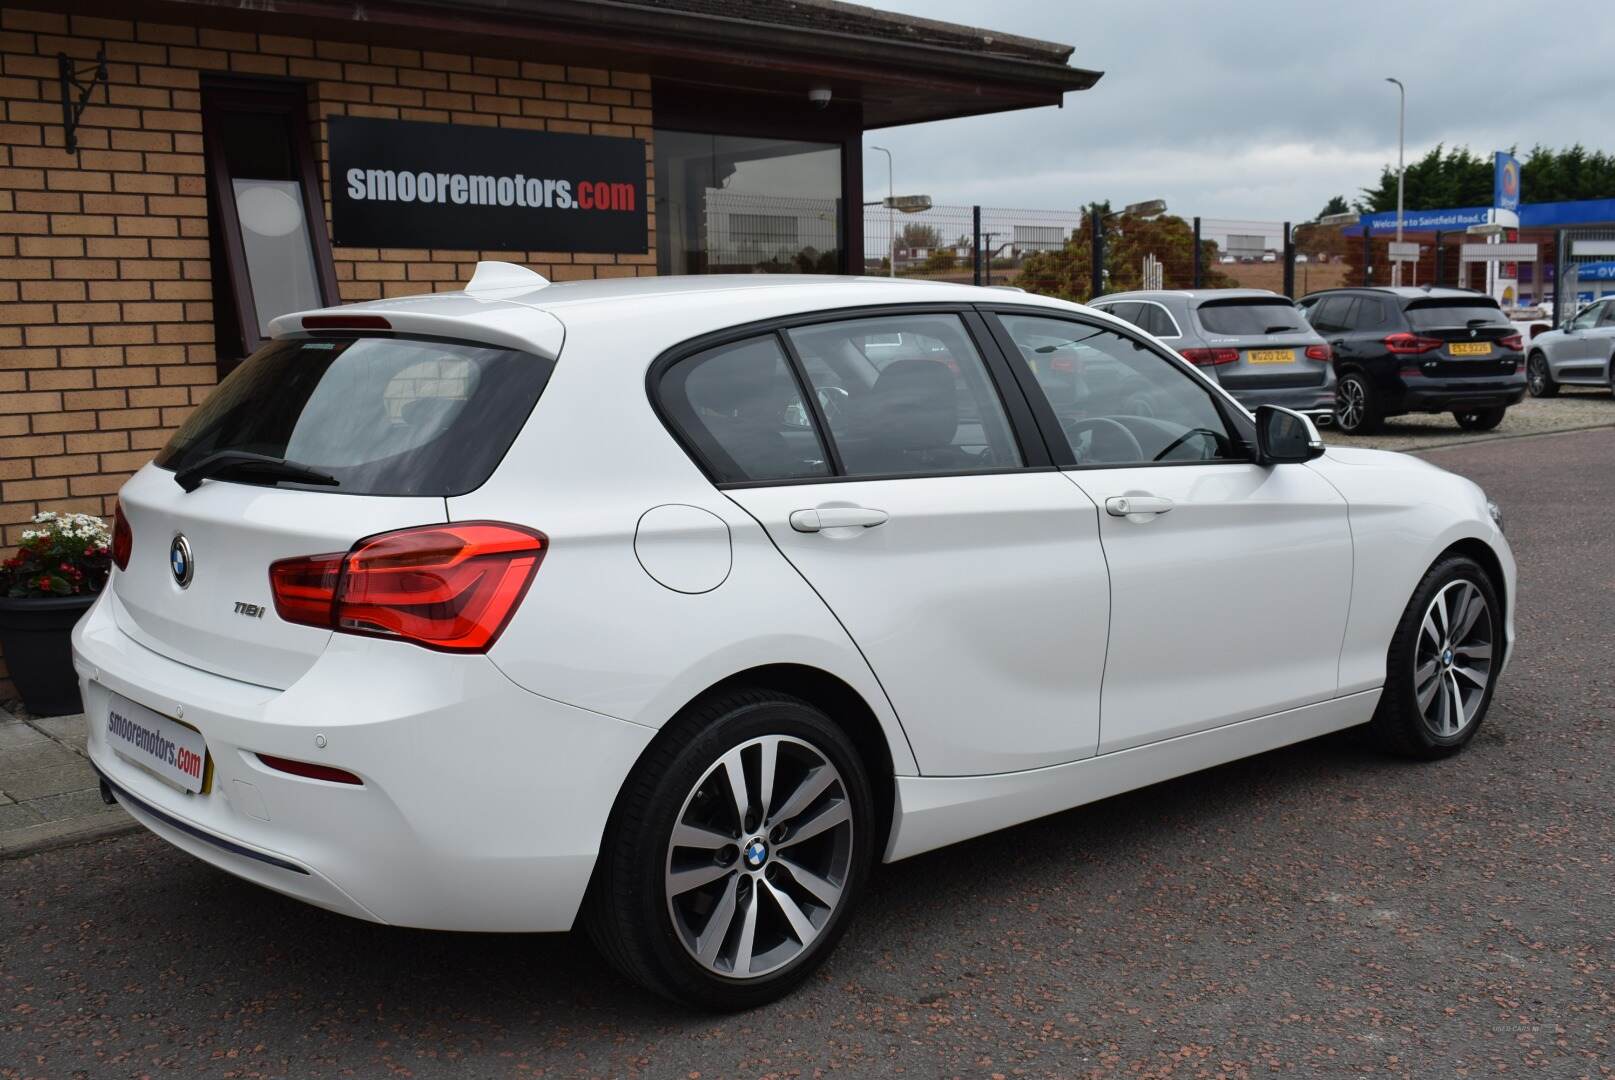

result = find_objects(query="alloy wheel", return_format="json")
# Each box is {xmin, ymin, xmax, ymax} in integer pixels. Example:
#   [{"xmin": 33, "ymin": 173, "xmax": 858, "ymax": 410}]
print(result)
[
  {"xmin": 1336, "ymin": 377, "xmax": 1365, "ymax": 430},
  {"xmin": 1414, "ymin": 579, "xmax": 1494, "ymax": 738},
  {"xmin": 1528, "ymin": 355, "xmax": 1547, "ymax": 395},
  {"xmin": 664, "ymin": 734, "xmax": 855, "ymax": 979}
]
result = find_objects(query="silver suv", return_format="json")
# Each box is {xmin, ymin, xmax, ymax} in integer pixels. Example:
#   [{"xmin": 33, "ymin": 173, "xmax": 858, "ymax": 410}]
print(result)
[
  {"xmin": 1526, "ymin": 296, "xmax": 1615, "ymax": 397},
  {"xmin": 1093, "ymin": 289, "xmax": 1335, "ymax": 419}
]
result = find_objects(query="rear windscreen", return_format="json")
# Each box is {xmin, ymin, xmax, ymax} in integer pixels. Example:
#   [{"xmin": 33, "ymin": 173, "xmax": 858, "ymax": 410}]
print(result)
[
  {"xmin": 154, "ymin": 336, "xmax": 552, "ymax": 496},
  {"xmin": 1195, "ymin": 298, "xmax": 1308, "ymax": 336},
  {"xmin": 1404, "ymin": 301, "xmax": 1510, "ymax": 331}
]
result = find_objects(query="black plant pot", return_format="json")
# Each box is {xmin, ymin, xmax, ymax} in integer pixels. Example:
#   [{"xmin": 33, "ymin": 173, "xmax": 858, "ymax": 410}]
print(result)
[{"xmin": 0, "ymin": 593, "xmax": 96, "ymax": 716}]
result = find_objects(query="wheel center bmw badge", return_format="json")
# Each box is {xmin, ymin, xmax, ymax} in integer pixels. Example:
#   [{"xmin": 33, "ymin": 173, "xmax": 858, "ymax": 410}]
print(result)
[
  {"xmin": 170, "ymin": 534, "xmax": 193, "ymax": 588},
  {"xmin": 744, "ymin": 839, "xmax": 768, "ymax": 869}
]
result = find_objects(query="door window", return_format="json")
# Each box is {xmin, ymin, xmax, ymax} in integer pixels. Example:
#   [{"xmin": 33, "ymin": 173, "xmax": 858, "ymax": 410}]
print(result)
[
  {"xmin": 1306, "ymin": 295, "xmax": 1354, "ymax": 334},
  {"xmin": 997, "ymin": 314, "xmax": 1244, "ymax": 466},
  {"xmin": 1600, "ymin": 301, "xmax": 1615, "ymax": 327},
  {"xmin": 1135, "ymin": 303, "xmax": 1181, "ymax": 338},
  {"xmin": 784, "ymin": 314, "xmax": 1022, "ymax": 477},
  {"xmin": 658, "ymin": 336, "xmax": 831, "ymax": 484}
]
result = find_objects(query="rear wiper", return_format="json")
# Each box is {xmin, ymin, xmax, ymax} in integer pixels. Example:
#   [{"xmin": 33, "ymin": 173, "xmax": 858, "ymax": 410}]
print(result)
[{"xmin": 174, "ymin": 450, "xmax": 339, "ymax": 493}]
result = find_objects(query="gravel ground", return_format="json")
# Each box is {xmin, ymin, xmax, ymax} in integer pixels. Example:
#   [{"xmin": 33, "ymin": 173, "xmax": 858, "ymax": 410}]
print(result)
[
  {"xmin": 1324, "ymin": 385, "xmax": 1615, "ymax": 452},
  {"xmin": 2, "ymin": 430, "xmax": 1612, "ymax": 1079}
]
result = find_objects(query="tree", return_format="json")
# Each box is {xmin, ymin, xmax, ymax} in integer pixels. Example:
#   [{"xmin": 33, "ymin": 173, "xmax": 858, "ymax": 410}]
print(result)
[
  {"xmin": 1357, "ymin": 144, "xmax": 1615, "ymax": 210},
  {"xmin": 1316, "ymin": 195, "xmax": 1350, "ymax": 220},
  {"xmin": 896, "ymin": 222, "xmax": 942, "ymax": 249},
  {"xmin": 1016, "ymin": 206, "xmax": 1232, "ymax": 302}
]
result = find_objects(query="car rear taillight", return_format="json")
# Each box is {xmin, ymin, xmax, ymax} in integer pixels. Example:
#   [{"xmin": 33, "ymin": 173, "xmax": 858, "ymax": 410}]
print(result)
[
  {"xmin": 1382, "ymin": 332, "xmax": 1443, "ymax": 355},
  {"xmin": 1304, "ymin": 344, "xmax": 1333, "ymax": 362},
  {"xmin": 269, "ymin": 522, "xmax": 546, "ymax": 653},
  {"xmin": 111, "ymin": 501, "xmax": 131, "ymax": 571},
  {"xmin": 1501, "ymin": 333, "xmax": 1524, "ymax": 351},
  {"xmin": 1179, "ymin": 347, "xmax": 1239, "ymax": 366}
]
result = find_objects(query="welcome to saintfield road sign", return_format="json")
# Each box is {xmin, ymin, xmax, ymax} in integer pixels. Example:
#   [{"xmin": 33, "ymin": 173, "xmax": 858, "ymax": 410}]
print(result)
[{"xmin": 329, "ymin": 116, "xmax": 647, "ymax": 253}]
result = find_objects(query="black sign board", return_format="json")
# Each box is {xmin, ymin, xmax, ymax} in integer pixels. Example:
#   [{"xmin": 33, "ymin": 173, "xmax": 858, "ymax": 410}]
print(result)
[{"xmin": 329, "ymin": 116, "xmax": 647, "ymax": 253}]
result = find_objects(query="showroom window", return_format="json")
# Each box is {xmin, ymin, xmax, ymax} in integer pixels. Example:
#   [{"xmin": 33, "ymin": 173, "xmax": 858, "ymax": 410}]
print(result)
[
  {"xmin": 202, "ymin": 79, "xmax": 340, "ymax": 371},
  {"xmin": 655, "ymin": 131, "xmax": 842, "ymax": 275}
]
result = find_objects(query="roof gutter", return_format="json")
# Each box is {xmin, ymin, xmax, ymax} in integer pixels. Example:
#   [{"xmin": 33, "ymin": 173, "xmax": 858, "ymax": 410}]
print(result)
[{"xmin": 163, "ymin": 0, "xmax": 1102, "ymax": 95}]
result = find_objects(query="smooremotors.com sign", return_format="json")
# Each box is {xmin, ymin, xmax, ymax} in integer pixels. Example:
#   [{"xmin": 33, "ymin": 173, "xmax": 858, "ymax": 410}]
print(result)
[{"xmin": 329, "ymin": 116, "xmax": 647, "ymax": 253}]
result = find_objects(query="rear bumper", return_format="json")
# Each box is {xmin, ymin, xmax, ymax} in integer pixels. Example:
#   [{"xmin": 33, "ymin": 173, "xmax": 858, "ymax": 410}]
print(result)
[
  {"xmin": 1400, "ymin": 384, "xmax": 1528, "ymax": 412},
  {"xmin": 1223, "ymin": 384, "xmax": 1336, "ymax": 415},
  {"xmin": 72, "ymin": 592, "xmax": 655, "ymax": 932}
]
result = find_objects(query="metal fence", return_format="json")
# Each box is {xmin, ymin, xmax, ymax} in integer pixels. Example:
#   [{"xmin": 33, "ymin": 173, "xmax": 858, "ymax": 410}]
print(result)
[{"xmin": 862, "ymin": 204, "xmax": 1344, "ymax": 302}]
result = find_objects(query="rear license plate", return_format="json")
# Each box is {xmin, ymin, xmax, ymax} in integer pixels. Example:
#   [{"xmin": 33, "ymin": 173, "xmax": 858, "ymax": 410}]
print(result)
[
  {"xmin": 1247, "ymin": 349, "xmax": 1295, "ymax": 365},
  {"xmin": 105, "ymin": 692, "xmax": 210, "ymax": 794},
  {"xmin": 1449, "ymin": 342, "xmax": 1492, "ymax": 357}
]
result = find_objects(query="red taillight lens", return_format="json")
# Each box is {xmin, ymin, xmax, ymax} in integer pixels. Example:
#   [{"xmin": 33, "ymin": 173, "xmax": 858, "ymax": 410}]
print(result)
[
  {"xmin": 1304, "ymin": 344, "xmax": 1333, "ymax": 362},
  {"xmin": 1179, "ymin": 347, "xmax": 1239, "ymax": 366},
  {"xmin": 1383, "ymin": 332, "xmax": 1443, "ymax": 355},
  {"xmin": 1501, "ymin": 333, "xmax": 1523, "ymax": 351},
  {"xmin": 257, "ymin": 753, "xmax": 363, "ymax": 785},
  {"xmin": 111, "ymin": 501, "xmax": 132, "ymax": 571},
  {"xmin": 269, "ymin": 522, "xmax": 545, "ymax": 653}
]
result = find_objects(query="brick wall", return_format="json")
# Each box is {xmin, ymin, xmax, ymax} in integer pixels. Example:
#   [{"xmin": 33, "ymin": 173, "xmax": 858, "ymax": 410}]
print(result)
[{"xmin": 0, "ymin": 6, "xmax": 656, "ymax": 696}]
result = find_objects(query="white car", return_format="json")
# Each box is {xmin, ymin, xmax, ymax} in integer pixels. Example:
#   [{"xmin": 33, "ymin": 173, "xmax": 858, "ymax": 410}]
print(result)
[{"xmin": 74, "ymin": 267, "xmax": 1515, "ymax": 1010}]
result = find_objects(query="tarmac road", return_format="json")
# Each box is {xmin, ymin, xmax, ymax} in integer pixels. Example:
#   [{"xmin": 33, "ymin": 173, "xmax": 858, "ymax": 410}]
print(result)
[{"xmin": 3, "ymin": 429, "xmax": 1612, "ymax": 1079}]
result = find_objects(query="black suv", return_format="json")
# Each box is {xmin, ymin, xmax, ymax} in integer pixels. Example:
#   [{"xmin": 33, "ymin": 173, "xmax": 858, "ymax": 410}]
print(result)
[{"xmin": 1297, "ymin": 287, "xmax": 1526, "ymax": 434}]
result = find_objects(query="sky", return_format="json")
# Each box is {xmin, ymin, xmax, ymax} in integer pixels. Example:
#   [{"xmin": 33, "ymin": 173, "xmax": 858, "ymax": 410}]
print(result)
[{"xmin": 861, "ymin": 0, "xmax": 1615, "ymax": 223}]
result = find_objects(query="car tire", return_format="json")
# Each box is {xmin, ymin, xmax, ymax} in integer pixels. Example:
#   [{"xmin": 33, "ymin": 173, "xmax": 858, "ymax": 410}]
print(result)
[
  {"xmin": 1369, "ymin": 555, "xmax": 1502, "ymax": 760},
  {"xmin": 1333, "ymin": 371, "xmax": 1382, "ymax": 435},
  {"xmin": 1607, "ymin": 354, "xmax": 1615, "ymax": 397},
  {"xmin": 1526, "ymin": 352, "xmax": 1558, "ymax": 397},
  {"xmin": 1453, "ymin": 406, "xmax": 1506, "ymax": 431},
  {"xmin": 584, "ymin": 688, "xmax": 875, "ymax": 1011}
]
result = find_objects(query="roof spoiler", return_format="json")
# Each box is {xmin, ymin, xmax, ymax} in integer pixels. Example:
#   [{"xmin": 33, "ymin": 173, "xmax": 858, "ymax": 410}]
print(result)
[{"xmin": 465, "ymin": 261, "xmax": 549, "ymax": 295}]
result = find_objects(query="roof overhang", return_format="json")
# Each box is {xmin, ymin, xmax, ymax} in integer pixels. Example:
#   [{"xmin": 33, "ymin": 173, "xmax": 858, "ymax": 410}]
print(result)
[{"xmin": 88, "ymin": 0, "xmax": 1101, "ymax": 128}]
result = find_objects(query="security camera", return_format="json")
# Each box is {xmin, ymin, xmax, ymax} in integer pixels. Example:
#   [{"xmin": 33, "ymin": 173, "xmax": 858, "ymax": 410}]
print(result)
[{"xmin": 808, "ymin": 87, "xmax": 832, "ymax": 109}]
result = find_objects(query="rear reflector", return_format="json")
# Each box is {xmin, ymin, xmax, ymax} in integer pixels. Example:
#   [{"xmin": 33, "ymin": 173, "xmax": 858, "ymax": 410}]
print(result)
[
  {"xmin": 1304, "ymin": 344, "xmax": 1333, "ymax": 362},
  {"xmin": 1179, "ymin": 347, "xmax": 1239, "ymax": 366},
  {"xmin": 111, "ymin": 500, "xmax": 131, "ymax": 571},
  {"xmin": 257, "ymin": 753, "xmax": 363, "ymax": 785},
  {"xmin": 301, "ymin": 315, "xmax": 392, "ymax": 330},
  {"xmin": 269, "ymin": 522, "xmax": 546, "ymax": 653}
]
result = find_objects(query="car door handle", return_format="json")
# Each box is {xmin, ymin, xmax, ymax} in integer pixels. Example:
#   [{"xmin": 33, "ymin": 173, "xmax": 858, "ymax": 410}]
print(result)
[
  {"xmin": 789, "ymin": 506, "xmax": 889, "ymax": 532},
  {"xmin": 1105, "ymin": 495, "xmax": 1174, "ymax": 517}
]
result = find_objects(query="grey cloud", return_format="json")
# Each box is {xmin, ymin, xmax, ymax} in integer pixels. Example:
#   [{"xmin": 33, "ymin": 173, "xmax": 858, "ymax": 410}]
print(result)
[{"xmin": 864, "ymin": 0, "xmax": 1615, "ymax": 218}]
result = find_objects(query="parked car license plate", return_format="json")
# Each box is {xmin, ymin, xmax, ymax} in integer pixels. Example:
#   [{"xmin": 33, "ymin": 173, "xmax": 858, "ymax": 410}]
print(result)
[
  {"xmin": 1247, "ymin": 349, "xmax": 1295, "ymax": 364},
  {"xmin": 104, "ymin": 692, "xmax": 210, "ymax": 793},
  {"xmin": 1448, "ymin": 342, "xmax": 1493, "ymax": 356}
]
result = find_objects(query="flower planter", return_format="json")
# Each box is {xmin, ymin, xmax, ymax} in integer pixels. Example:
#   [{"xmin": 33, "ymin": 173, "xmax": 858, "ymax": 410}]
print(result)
[{"xmin": 0, "ymin": 593, "xmax": 96, "ymax": 716}]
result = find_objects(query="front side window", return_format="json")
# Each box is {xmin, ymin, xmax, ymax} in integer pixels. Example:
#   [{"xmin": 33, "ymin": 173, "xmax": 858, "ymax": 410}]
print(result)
[
  {"xmin": 997, "ymin": 314, "xmax": 1243, "ymax": 467},
  {"xmin": 784, "ymin": 314, "xmax": 1022, "ymax": 477},
  {"xmin": 1570, "ymin": 302, "xmax": 1604, "ymax": 330},
  {"xmin": 154, "ymin": 337, "xmax": 552, "ymax": 496},
  {"xmin": 658, "ymin": 336, "xmax": 830, "ymax": 484},
  {"xmin": 654, "ymin": 131, "xmax": 842, "ymax": 275}
]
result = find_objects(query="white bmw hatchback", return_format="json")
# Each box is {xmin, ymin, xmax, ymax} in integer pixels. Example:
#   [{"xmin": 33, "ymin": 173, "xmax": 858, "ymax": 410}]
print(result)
[{"xmin": 74, "ymin": 266, "xmax": 1515, "ymax": 1009}]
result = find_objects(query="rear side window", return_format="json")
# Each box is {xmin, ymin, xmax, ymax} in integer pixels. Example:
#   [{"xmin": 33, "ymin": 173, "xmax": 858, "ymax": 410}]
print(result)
[
  {"xmin": 1135, "ymin": 303, "xmax": 1180, "ymax": 338},
  {"xmin": 658, "ymin": 336, "xmax": 830, "ymax": 484},
  {"xmin": 1196, "ymin": 298, "xmax": 1308, "ymax": 335},
  {"xmin": 1404, "ymin": 300, "xmax": 1509, "ymax": 330},
  {"xmin": 785, "ymin": 314, "xmax": 1022, "ymax": 477},
  {"xmin": 154, "ymin": 336, "xmax": 552, "ymax": 496}
]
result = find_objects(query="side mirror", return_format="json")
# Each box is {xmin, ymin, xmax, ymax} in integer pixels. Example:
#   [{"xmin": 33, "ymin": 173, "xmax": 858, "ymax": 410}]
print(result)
[{"xmin": 1255, "ymin": 404, "xmax": 1325, "ymax": 465}]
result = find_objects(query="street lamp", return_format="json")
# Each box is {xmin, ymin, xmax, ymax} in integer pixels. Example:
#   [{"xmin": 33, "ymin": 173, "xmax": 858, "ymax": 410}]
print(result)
[
  {"xmin": 869, "ymin": 145, "xmax": 895, "ymax": 277},
  {"xmin": 1386, "ymin": 77, "xmax": 1405, "ymax": 285}
]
